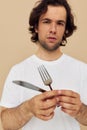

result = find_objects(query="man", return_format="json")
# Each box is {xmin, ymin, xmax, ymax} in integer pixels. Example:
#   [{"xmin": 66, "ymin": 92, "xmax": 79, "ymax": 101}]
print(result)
[{"xmin": 0, "ymin": 0, "xmax": 87, "ymax": 130}]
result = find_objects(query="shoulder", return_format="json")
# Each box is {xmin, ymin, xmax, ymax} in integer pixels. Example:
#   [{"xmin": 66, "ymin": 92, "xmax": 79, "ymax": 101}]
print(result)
[
  {"xmin": 64, "ymin": 54, "xmax": 87, "ymax": 66},
  {"xmin": 63, "ymin": 54, "xmax": 87, "ymax": 75},
  {"xmin": 9, "ymin": 55, "xmax": 35, "ymax": 73}
]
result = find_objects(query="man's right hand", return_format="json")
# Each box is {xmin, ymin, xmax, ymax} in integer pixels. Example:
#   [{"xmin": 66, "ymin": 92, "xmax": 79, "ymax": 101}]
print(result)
[{"xmin": 28, "ymin": 90, "xmax": 59, "ymax": 120}]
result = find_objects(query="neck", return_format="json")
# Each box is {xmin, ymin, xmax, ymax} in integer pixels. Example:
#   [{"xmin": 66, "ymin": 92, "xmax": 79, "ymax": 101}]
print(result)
[{"xmin": 35, "ymin": 47, "xmax": 63, "ymax": 61}]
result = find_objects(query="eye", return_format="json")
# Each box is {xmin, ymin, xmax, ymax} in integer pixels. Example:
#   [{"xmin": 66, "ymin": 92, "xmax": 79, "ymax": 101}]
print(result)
[
  {"xmin": 42, "ymin": 20, "xmax": 51, "ymax": 24},
  {"xmin": 57, "ymin": 21, "xmax": 65, "ymax": 26}
]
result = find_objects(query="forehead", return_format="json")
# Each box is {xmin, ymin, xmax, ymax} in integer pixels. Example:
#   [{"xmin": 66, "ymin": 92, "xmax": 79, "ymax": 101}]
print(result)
[{"xmin": 40, "ymin": 5, "xmax": 67, "ymax": 21}]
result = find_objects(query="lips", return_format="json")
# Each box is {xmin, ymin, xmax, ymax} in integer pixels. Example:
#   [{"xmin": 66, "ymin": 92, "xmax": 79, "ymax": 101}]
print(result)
[
  {"xmin": 48, "ymin": 37, "xmax": 56, "ymax": 39},
  {"xmin": 47, "ymin": 37, "xmax": 57, "ymax": 42}
]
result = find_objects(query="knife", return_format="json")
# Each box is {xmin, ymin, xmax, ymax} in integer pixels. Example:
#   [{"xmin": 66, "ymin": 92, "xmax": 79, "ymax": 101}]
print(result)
[{"xmin": 13, "ymin": 80, "xmax": 46, "ymax": 93}]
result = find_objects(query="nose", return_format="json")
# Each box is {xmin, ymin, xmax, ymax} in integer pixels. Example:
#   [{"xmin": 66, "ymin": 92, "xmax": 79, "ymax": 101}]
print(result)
[{"xmin": 49, "ymin": 23, "xmax": 57, "ymax": 34}]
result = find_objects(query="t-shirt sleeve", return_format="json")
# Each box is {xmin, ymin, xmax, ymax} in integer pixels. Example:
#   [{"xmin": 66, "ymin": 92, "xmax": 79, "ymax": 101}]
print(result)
[
  {"xmin": 0, "ymin": 66, "xmax": 23, "ymax": 108},
  {"xmin": 80, "ymin": 64, "xmax": 87, "ymax": 105}
]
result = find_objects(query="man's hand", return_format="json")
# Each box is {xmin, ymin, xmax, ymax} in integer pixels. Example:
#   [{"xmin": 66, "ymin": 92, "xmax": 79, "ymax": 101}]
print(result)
[
  {"xmin": 58, "ymin": 90, "xmax": 82, "ymax": 117},
  {"xmin": 28, "ymin": 90, "xmax": 59, "ymax": 121}
]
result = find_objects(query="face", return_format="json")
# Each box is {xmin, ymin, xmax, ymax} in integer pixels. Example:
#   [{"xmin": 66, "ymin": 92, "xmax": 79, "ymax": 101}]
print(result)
[{"xmin": 36, "ymin": 5, "xmax": 67, "ymax": 51}]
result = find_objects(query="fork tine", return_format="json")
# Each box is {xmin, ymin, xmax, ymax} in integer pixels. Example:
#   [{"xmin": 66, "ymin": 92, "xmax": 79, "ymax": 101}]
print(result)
[
  {"xmin": 38, "ymin": 65, "xmax": 50, "ymax": 81},
  {"xmin": 38, "ymin": 65, "xmax": 53, "ymax": 90},
  {"xmin": 38, "ymin": 66, "xmax": 46, "ymax": 82},
  {"xmin": 42, "ymin": 65, "xmax": 52, "ymax": 81}
]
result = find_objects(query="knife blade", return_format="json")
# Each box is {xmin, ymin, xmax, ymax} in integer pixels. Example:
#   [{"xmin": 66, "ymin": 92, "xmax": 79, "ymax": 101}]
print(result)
[{"xmin": 13, "ymin": 80, "xmax": 46, "ymax": 93}]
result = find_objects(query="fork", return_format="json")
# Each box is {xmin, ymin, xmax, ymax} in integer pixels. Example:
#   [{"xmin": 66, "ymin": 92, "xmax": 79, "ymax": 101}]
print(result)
[{"xmin": 38, "ymin": 65, "xmax": 53, "ymax": 90}]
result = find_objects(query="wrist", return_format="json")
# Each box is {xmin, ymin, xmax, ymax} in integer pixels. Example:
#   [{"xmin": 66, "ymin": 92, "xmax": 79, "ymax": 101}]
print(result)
[
  {"xmin": 75, "ymin": 103, "xmax": 87, "ymax": 125},
  {"xmin": 75, "ymin": 103, "xmax": 83, "ymax": 120},
  {"xmin": 19, "ymin": 100, "xmax": 34, "ymax": 121}
]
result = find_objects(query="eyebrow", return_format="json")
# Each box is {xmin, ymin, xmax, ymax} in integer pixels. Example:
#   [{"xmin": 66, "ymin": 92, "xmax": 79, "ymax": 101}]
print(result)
[{"xmin": 41, "ymin": 18, "xmax": 66, "ymax": 24}]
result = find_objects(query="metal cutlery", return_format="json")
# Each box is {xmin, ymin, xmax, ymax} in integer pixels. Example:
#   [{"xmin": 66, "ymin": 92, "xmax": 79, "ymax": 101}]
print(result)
[
  {"xmin": 38, "ymin": 65, "xmax": 53, "ymax": 90},
  {"xmin": 13, "ymin": 80, "xmax": 46, "ymax": 93}
]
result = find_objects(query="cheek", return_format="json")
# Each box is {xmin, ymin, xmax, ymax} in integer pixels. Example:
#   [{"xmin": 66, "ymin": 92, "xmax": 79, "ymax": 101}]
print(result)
[
  {"xmin": 58, "ymin": 28, "xmax": 65, "ymax": 36},
  {"xmin": 38, "ymin": 31, "xmax": 44, "ymax": 40},
  {"xmin": 38, "ymin": 28, "xmax": 47, "ymax": 37}
]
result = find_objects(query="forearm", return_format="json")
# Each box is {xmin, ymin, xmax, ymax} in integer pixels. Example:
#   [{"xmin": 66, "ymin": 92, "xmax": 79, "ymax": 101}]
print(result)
[
  {"xmin": 75, "ymin": 103, "xmax": 87, "ymax": 125},
  {"xmin": 1, "ymin": 100, "xmax": 33, "ymax": 130}
]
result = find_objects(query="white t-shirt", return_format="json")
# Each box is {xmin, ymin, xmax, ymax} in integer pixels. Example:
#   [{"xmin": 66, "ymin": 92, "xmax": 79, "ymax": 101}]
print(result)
[{"xmin": 0, "ymin": 54, "xmax": 87, "ymax": 130}]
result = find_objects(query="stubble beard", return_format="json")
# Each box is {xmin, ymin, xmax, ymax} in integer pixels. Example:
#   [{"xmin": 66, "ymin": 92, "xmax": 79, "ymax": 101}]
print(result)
[{"xmin": 39, "ymin": 40, "xmax": 62, "ymax": 52}]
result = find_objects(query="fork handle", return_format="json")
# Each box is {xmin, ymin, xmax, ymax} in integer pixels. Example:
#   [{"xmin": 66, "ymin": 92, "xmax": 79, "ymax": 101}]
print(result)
[{"xmin": 49, "ymin": 84, "xmax": 53, "ymax": 90}]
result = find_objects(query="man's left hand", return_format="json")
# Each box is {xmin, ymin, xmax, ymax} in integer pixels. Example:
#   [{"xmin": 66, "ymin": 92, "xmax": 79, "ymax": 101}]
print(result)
[{"xmin": 58, "ymin": 90, "xmax": 82, "ymax": 117}]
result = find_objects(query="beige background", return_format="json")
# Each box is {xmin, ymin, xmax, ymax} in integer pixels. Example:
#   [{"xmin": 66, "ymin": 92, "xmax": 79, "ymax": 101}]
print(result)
[{"xmin": 0, "ymin": 0, "xmax": 87, "ymax": 130}]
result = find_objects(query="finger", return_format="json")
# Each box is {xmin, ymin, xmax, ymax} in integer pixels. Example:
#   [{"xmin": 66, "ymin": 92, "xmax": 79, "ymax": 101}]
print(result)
[
  {"xmin": 34, "ymin": 105, "xmax": 55, "ymax": 117},
  {"xmin": 61, "ymin": 107, "xmax": 76, "ymax": 116},
  {"xmin": 40, "ymin": 90, "xmax": 58, "ymax": 100},
  {"xmin": 58, "ymin": 90, "xmax": 79, "ymax": 98},
  {"xmin": 37, "ymin": 112, "xmax": 54, "ymax": 121},
  {"xmin": 59, "ymin": 96, "xmax": 77, "ymax": 105},
  {"xmin": 39, "ymin": 98, "xmax": 58, "ymax": 110},
  {"xmin": 40, "ymin": 106, "xmax": 56, "ymax": 116},
  {"xmin": 59, "ymin": 102, "xmax": 77, "ymax": 110}
]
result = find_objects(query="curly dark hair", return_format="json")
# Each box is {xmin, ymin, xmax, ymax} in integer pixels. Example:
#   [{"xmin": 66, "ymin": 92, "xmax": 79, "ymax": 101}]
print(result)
[{"xmin": 29, "ymin": 0, "xmax": 77, "ymax": 46}]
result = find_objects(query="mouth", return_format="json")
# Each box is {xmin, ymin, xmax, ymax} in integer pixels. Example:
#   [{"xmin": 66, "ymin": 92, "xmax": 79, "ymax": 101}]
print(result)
[{"xmin": 47, "ymin": 37, "xmax": 57, "ymax": 42}]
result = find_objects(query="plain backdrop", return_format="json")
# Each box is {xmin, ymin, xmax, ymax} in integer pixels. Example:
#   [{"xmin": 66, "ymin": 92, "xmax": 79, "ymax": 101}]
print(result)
[{"xmin": 0, "ymin": 0, "xmax": 87, "ymax": 130}]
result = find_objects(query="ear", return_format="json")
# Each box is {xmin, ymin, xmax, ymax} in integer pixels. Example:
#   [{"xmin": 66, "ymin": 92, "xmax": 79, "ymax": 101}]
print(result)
[
  {"xmin": 35, "ymin": 28, "xmax": 38, "ymax": 33},
  {"xmin": 35, "ymin": 25, "xmax": 38, "ymax": 33}
]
